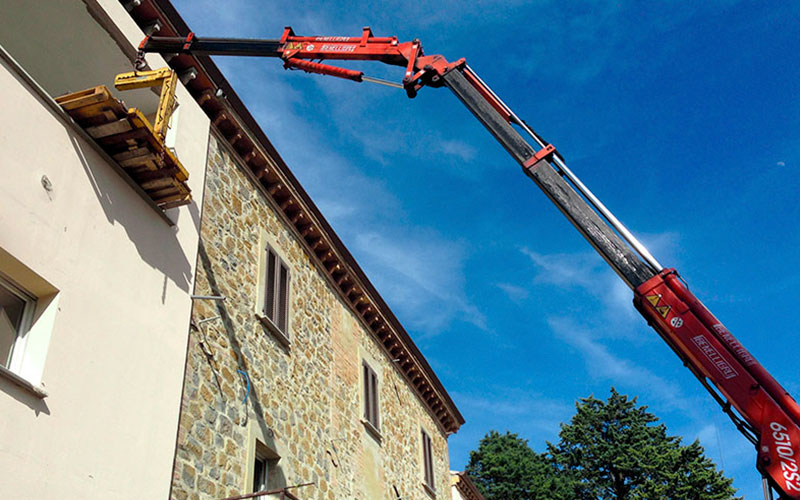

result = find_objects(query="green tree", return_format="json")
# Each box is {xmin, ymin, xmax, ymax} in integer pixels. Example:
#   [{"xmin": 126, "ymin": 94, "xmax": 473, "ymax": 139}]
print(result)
[
  {"xmin": 465, "ymin": 430, "xmax": 571, "ymax": 500},
  {"xmin": 465, "ymin": 389, "xmax": 739, "ymax": 500},
  {"xmin": 549, "ymin": 388, "xmax": 740, "ymax": 500}
]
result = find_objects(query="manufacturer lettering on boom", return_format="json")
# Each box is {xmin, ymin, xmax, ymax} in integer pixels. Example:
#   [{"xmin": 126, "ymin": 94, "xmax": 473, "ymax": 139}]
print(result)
[
  {"xmin": 714, "ymin": 323, "xmax": 757, "ymax": 367},
  {"xmin": 691, "ymin": 335, "xmax": 739, "ymax": 379},
  {"xmin": 320, "ymin": 44, "xmax": 357, "ymax": 52}
]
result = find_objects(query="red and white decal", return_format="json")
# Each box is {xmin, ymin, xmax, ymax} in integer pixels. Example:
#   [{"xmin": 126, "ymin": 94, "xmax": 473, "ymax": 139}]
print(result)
[
  {"xmin": 314, "ymin": 36, "xmax": 350, "ymax": 41},
  {"xmin": 321, "ymin": 44, "xmax": 356, "ymax": 52},
  {"xmin": 714, "ymin": 323, "xmax": 757, "ymax": 367},
  {"xmin": 691, "ymin": 335, "xmax": 738, "ymax": 379}
]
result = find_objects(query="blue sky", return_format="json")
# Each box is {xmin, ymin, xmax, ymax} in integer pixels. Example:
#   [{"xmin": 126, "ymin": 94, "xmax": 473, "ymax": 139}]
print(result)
[{"xmin": 172, "ymin": 1, "xmax": 799, "ymax": 497}]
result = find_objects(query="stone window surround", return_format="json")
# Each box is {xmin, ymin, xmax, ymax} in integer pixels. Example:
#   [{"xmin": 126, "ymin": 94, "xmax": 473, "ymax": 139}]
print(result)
[
  {"xmin": 255, "ymin": 229, "xmax": 292, "ymax": 348},
  {"xmin": 360, "ymin": 347, "xmax": 384, "ymax": 444},
  {"xmin": 243, "ymin": 417, "xmax": 290, "ymax": 496},
  {"xmin": 361, "ymin": 359, "xmax": 381, "ymax": 440},
  {"xmin": 421, "ymin": 426, "xmax": 436, "ymax": 497}
]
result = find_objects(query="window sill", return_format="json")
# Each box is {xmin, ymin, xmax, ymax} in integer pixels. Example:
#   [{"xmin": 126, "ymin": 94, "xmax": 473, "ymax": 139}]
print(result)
[
  {"xmin": 0, "ymin": 365, "xmax": 48, "ymax": 399},
  {"xmin": 361, "ymin": 418, "xmax": 383, "ymax": 444},
  {"xmin": 256, "ymin": 314, "xmax": 291, "ymax": 349},
  {"xmin": 422, "ymin": 482, "xmax": 436, "ymax": 498}
]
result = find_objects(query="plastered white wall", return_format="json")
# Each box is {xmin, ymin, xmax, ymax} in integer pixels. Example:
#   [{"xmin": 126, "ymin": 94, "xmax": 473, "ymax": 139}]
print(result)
[{"xmin": 0, "ymin": 1, "xmax": 210, "ymax": 499}]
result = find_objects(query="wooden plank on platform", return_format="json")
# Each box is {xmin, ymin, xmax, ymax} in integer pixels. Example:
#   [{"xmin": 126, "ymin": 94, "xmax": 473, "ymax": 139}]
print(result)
[
  {"xmin": 131, "ymin": 168, "xmax": 179, "ymax": 181},
  {"xmin": 55, "ymin": 86, "xmax": 112, "ymax": 110},
  {"xmin": 57, "ymin": 84, "xmax": 194, "ymax": 212},
  {"xmin": 152, "ymin": 192, "xmax": 191, "ymax": 206},
  {"xmin": 96, "ymin": 127, "xmax": 149, "ymax": 146},
  {"xmin": 113, "ymin": 147, "xmax": 159, "ymax": 170},
  {"xmin": 66, "ymin": 99, "xmax": 127, "ymax": 123},
  {"xmin": 162, "ymin": 148, "xmax": 190, "ymax": 182},
  {"xmin": 160, "ymin": 197, "xmax": 192, "ymax": 209},
  {"xmin": 86, "ymin": 118, "xmax": 133, "ymax": 139},
  {"xmin": 140, "ymin": 176, "xmax": 179, "ymax": 191}
]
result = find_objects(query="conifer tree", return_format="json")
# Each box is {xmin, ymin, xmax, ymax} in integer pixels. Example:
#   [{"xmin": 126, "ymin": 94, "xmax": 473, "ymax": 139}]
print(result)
[{"xmin": 465, "ymin": 389, "xmax": 740, "ymax": 500}]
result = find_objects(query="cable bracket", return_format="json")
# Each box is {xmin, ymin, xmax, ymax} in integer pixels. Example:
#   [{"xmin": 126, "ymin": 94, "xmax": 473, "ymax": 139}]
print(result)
[{"xmin": 522, "ymin": 144, "xmax": 557, "ymax": 172}]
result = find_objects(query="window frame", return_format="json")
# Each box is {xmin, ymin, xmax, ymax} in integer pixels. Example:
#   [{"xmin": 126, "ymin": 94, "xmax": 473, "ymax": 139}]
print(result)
[
  {"xmin": 362, "ymin": 360, "xmax": 381, "ymax": 437},
  {"xmin": 249, "ymin": 437, "xmax": 282, "ymax": 497},
  {"xmin": 421, "ymin": 427, "xmax": 436, "ymax": 495},
  {"xmin": 256, "ymin": 237, "xmax": 291, "ymax": 347},
  {"xmin": 0, "ymin": 273, "xmax": 37, "ymax": 373}
]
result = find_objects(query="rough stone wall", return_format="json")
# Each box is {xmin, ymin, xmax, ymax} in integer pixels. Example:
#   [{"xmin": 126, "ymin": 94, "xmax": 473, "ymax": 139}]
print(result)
[{"xmin": 170, "ymin": 134, "xmax": 451, "ymax": 500}]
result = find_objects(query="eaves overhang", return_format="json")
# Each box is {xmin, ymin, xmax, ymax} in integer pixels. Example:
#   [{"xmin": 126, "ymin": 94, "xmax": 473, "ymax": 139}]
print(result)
[
  {"xmin": 124, "ymin": 0, "xmax": 464, "ymax": 434},
  {"xmin": 452, "ymin": 472, "xmax": 487, "ymax": 500}
]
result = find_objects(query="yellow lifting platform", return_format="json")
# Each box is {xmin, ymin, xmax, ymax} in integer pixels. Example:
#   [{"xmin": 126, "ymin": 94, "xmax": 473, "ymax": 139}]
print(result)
[{"xmin": 55, "ymin": 67, "xmax": 191, "ymax": 209}]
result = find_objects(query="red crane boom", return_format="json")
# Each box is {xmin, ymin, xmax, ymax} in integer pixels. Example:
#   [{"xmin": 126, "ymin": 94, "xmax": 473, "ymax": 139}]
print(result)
[{"xmin": 140, "ymin": 28, "xmax": 800, "ymax": 498}]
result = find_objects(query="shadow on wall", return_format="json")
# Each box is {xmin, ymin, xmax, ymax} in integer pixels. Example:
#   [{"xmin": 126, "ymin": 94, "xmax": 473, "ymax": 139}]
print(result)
[
  {"xmin": 195, "ymin": 242, "xmax": 289, "ymax": 490},
  {"xmin": 0, "ymin": 380, "xmax": 50, "ymax": 416},
  {"xmin": 67, "ymin": 131, "xmax": 194, "ymax": 294}
]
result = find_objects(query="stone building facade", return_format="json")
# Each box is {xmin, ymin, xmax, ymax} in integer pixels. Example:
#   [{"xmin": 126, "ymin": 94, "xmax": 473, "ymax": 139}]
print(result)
[
  {"xmin": 170, "ymin": 131, "xmax": 462, "ymax": 500},
  {"xmin": 118, "ymin": 2, "xmax": 466, "ymax": 499},
  {"xmin": 0, "ymin": 1, "xmax": 464, "ymax": 499}
]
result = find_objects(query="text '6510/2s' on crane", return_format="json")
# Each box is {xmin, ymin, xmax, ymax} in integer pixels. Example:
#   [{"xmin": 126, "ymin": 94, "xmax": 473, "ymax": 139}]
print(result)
[{"xmin": 138, "ymin": 27, "xmax": 800, "ymax": 499}]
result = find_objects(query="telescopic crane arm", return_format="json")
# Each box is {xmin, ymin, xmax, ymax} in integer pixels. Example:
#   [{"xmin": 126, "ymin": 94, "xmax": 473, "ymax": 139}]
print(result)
[{"xmin": 139, "ymin": 28, "xmax": 800, "ymax": 499}]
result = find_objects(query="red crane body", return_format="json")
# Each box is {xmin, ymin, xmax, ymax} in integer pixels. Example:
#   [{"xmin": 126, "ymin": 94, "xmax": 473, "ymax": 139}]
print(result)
[{"xmin": 140, "ymin": 28, "xmax": 800, "ymax": 498}]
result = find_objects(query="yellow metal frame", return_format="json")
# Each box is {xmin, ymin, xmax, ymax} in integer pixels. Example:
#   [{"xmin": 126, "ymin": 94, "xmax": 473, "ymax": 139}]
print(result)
[{"xmin": 114, "ymin": 67, "xmax": 178, "ymax": 142}]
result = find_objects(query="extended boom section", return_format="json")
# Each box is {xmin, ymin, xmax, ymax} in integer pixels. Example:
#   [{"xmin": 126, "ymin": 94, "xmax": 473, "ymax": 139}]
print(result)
[{"xmin": 140, "ymin": 27, "xmax": 800, "ymax": 498}]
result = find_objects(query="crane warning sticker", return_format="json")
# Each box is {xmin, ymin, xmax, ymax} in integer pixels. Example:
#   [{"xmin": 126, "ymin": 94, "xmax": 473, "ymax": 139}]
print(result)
[{"xmin": 645, "ymin": 294, "xmax": 671, "ymax": 319}]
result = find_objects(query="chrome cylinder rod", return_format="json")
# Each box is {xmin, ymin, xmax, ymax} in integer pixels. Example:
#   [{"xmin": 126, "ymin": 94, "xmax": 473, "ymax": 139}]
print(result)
[
  {"xmin": 362, "ymin": 75, "xmax": 403, "ymax": 89},
  {"xmin": 763, "ymin": 477, "xmax": 774, "ymax": 500},
  {"xmin": 465, "ymin": 65, "xmax": 663, "ymax": 274}
]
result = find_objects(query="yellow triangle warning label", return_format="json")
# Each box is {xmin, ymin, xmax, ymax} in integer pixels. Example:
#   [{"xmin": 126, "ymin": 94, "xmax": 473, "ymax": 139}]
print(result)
[
  {"xmin": 655, "ymin": 305, "xmax": 671, "ymax": 318},
  {"xmin": 646, "ymin": 294, "xmax": 661, "ymax": 307}
]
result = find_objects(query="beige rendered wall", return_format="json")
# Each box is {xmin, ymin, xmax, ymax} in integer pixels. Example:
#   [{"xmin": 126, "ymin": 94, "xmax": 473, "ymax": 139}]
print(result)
[
  {"xmin": 171, "ymin": 135, "xmax": 451, "ymax": 500},
  {"xmin": 0, "ymin": 1, "xmax": 210, "ymax": 498}
]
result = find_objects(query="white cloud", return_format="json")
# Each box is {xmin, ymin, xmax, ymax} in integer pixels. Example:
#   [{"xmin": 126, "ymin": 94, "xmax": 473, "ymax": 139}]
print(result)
[
  {"xmin": 448, "ymin": 386, "xmax": 575, "ymax": 461},
  {"xmin": 777, "ymin": 161, "xmax": 786, "ymax": 167},
  {"xmin": 437, "ymin": 139, "xmax": 477, "ymax": 162},
  {"xmin": 521, "ymin": 248, "xmax": 638, "ymax": 328},
  {"xmin": 496, "ymin": 282, "xmax": 529, "ymax": 302},
  {"xmin": 548, "ymin": 317, "xmax": 693, "ymax": 413},
  {"xmin": 353, "ymin": 230, "xmax": 486, "ymax": 334},
  {"xmin": 171, "ymin": 0, "xmax": 487, "ymax": 340},
  {"xmin": 520, "ymin": 231, "xmax": 680, "ymax": 332}
]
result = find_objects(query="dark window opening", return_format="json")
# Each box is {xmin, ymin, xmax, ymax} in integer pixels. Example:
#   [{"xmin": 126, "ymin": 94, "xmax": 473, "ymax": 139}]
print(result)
[
  {"xmin": 422, "ymin": 428, "xmax": 435, "ymax": 491},
  {"xmin": 363, "ymin": 361, "xmax": 380, "ymax": 431},
  {"xmin": 263, "ymin": 246, "xmax": 290, "ymax": 337}
]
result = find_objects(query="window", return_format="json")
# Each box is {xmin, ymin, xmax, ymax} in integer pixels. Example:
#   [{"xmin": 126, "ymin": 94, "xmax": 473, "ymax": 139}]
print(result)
[
  {"xmin": 421, "ymin": 428, "xmax": 435, "ymax": 493},
  {"xmin": 262, "ymin": 245, "xmax": 290, "ymax": 336},
  {"xmin": 363, "ymin": 361, "xmax": 380, "ymax": 432},
  {"xmin": 253, "ymin": 453, "xmax": 267, "ymax": 494},
  {"xmin": 0, "ymin": 274, "xmax": 36, "ymax": 372},
  {"xmin": 251, "ymin": 440, "xmax": 280, "ymax": 498},
  {"xmin": 0, "ymin": 248, "xmax": 58, "ymax": 397}
]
